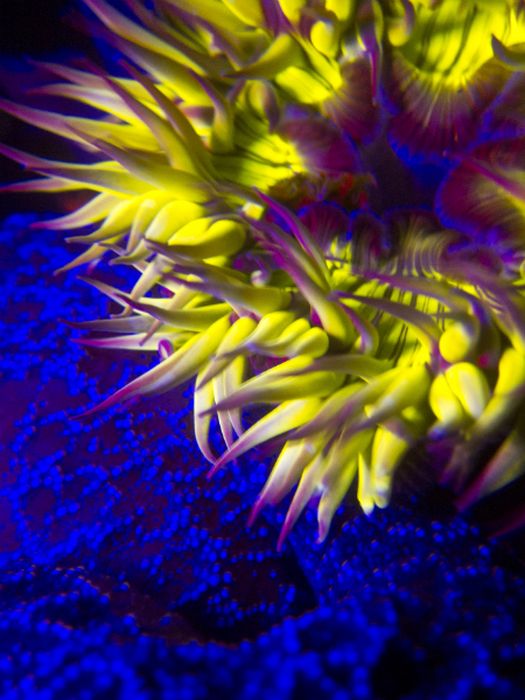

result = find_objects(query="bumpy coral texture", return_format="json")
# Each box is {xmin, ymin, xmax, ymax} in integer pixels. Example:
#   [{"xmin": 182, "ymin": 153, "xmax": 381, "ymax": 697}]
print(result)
[{"xmin": 4, "ymin": 0, "xmax": 525, "ymax": 547}]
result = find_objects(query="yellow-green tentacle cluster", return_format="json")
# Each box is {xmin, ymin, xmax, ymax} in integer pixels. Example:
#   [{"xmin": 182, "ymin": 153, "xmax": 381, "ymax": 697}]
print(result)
[
  {"xmin": 69, "ymin": 205, "xmax": 525, "ymax": 545},
  {"xmin": 3, "ymin": 0, "xmax": 525, "ymax": 544}
]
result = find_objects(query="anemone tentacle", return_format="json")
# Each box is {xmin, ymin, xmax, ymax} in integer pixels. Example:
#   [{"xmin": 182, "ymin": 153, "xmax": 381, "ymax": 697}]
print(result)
[{"xmin": 3, "ymin": 0, "xmax": 525, "ymax": 544}]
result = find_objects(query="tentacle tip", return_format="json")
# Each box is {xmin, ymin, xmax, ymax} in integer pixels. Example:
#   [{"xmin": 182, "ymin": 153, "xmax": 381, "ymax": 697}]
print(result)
[
  {"xmin": 246, "ymin": 509, "xmax": 258, "ymax": 530},
  {"xmin": 196, "ymin": 444, "xmax": 216, "ymax": 465},
  {"xmin": 455, "ymin": 486, "xmax": 478, "ymax": 512},
  {"xmin": 247, "ymin": 497, "xmax": 265, "ymax": 528},
  {"xmin": 206, "ymin": 461, "xmax": 222, "ymax": 479},
  {"xmin": 316, "ymin": 523, "xmax": 329, "ymax": 545},
  {"xmin": 276, "ymin": 532, "xmax": 287, "ymax": 552},
  {"xmin": 359, "ymin": 499, "xmax": 375, "ymax": 517},
  {"xmin": 276, "ymin": 518, "xmax": 293, "ymax": 552},
  {"xmin": 70, "ymin": 405, "xmax": 97, "ymax": 421}
]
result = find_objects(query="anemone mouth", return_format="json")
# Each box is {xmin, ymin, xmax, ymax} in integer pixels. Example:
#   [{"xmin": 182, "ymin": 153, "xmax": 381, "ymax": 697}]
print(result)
[{"xmin": 3, "ymin": 0, "xmax": 525, "ymax": 546}]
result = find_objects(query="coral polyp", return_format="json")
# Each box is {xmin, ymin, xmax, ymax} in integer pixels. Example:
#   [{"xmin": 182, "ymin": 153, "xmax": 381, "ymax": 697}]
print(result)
[{"xmin": 4, "ymin": 0, "xmax": 525, "ymax": 545}]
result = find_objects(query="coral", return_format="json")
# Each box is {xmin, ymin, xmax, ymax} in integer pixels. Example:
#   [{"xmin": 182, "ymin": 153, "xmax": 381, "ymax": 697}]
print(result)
[{"xmin": 3, "ymin": 0, "xmax": 525, "ymax": 546}]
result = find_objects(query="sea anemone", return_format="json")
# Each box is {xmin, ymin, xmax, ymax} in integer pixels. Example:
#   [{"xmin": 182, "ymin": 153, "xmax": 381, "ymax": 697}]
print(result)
[{"xmin": 3, "ymin": 0, "xmax": 525, "ymax": 547}]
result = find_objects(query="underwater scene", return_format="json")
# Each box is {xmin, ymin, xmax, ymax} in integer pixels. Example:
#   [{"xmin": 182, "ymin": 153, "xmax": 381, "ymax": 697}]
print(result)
[{"xmin": 2, "ymin": 1, "xmax": 525, "ymax": 698}]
